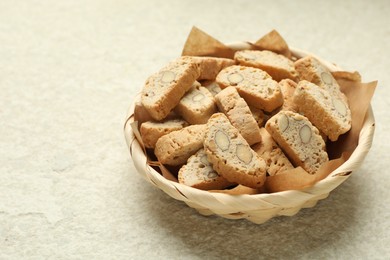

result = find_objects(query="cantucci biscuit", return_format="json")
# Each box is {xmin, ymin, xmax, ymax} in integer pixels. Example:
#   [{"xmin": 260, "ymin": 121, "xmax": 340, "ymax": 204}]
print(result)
[
  {"xmin": 234, "ymin": 50, "xmax": 298, "ymax": 82},
  {"xmin": 214, "ymin": 86, "xmax": 262, "ymax": 145},
  {"xmin": 204, "ymin": 113, "xmax": 267, "ymax": 188},
  {"xmin": 265, "ymin": 111, "xmax": 328, "ymax": 174},
  {"xmin": 155, "ymin": 124, "xmax": 206, "ymax": 165},
  {"xmin": 279, "ymin": 79, "xmax": 298, "ymax": 112},
  {"xmin": 202, "ymin": 80, "xmax": 222, "ymax": 96},
  {"xmin": 178, "ymin": 149, "xmax": 233, "ymax": 190},
  {"xmin": 134, "ymin": 101, "xmax": 179, "ymax": 124},
  {"xmin": 294, "ymin": 56, "xmax": 347, "ymax": 101},
  {"xmin": 175, "ymin": 81, "xmax": 217, "ymax": 124},
  {"xmin": 216, "ymin": 65, "xmax": 283, "ymax": 112},
  {"xmin": 252, "ymin": 128, "xmax": 294, "ymax": 176},
  {"xmin": 293, "ymin": 80, "xmax": 351, "ymax": 141},
  {"xmin": 181, "ymin": 56, "xmax": 235, "ymax": 80},
  {"xmin": 141, "ymin": 58, "xmax": 200, "ymax": 120},
  {"xmin": 250, "ymin": 106, "xmax": 265, "ymax": 127},
  {"xmin": 140, "ymin": 119, "xmax": 188, "ymax": 149}
]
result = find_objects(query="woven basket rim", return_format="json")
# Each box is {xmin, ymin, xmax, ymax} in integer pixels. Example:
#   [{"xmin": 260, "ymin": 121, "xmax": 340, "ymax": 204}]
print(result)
[{"xmin": 124, "ymin": 44, "xmax": 375, "ymax": 217}]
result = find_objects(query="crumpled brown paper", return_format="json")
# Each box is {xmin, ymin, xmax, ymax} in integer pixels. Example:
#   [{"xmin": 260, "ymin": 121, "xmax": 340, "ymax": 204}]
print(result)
[
  {"xmin": 131, "ymin": 27, "xmax": 377, "ymax": 194},
  {"xmin": 181, "ymin": 27, "xmax": 236, "ymax": 59},
  {"xmin": 253, "ymin": 29, "xmax": 292, "ymax": 59}
]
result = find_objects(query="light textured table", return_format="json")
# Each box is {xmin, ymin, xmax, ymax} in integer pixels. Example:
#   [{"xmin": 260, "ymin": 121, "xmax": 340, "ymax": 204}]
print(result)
[{"xmin": 1, "ymin": 0, "xmax": 389, "ymax": 259}]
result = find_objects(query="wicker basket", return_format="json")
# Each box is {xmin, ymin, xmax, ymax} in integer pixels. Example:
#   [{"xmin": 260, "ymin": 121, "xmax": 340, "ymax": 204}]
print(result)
[{"xmin": 124, "ymin": 43, "xmax": 375, "ymax": 224}]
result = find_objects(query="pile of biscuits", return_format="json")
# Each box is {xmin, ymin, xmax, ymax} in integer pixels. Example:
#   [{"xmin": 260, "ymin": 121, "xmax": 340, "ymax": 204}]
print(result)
[{"xmin": 137, "ymin": 50, "xmax": 352, "ymax": 191}]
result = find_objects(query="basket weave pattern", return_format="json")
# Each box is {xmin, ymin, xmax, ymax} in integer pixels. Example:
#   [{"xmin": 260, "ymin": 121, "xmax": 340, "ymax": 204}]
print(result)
[{"xmin": 124, "ymin": 45, "xmax": 375, "ymax": 224}]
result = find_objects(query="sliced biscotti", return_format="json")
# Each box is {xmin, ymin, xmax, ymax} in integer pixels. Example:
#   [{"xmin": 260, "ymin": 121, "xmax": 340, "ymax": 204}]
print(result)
[
  {"xmin": 204, "ymin": 113, "xmax": 267, "ymax": 188},
  {"xmin": 294, "ymin": 56, "xmax": 335, "ymax": 90},
  {"xmin": 181, "ymin": 56, "xmax": 235, "ymax": 80},
  {"xmin": 214, "ymin": 86, "xmax": 262, "ymax": 145},
  {"xmin": 175, "ymin": 81, "xmax": 217, "ymax": 124},
  {"xmin": 250, "ymin": 106, "xmax": 265, "ymax": 127},
  {"xmin": 279, "ymin": 79, "xmax": 298, "ymax": 112},
  {"xmin": 293, "ymin": 80, "xmax": 352, "ymax": 141},
  {"xmin": 216, "ymin": 65, "xmax": 283, "ymax": 112},
  {"xmin": 178, "ymin": 149, "xmax": 233, "ymax": 190},
  {"xmin": 140, "ymin": 119, "xmax": 188, "ymax": 149},
  {"xmin": 155, "ymin": 124, "xmax": 206, "ymax": 165},
  {"xmin": 252, "ymin": 128, "xmax": 294, "ymax": 176},
  {"xmin": 234, "ymin": 50, "xmax": 298, "ymax": 82},
  {"xmin": 202, "ymin": 80, "xmax": 222, "ymax": 96},
  {"xmin": 141, "ymin": 58, "xmax": 200, "ymax": 121},
  {"xmin": 265, "ymin": 111, "xmax": 328, "ymax": 174},
  {"xmin": 294, "ymin": 56, "xmax": 347, "ymax": 101}
]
